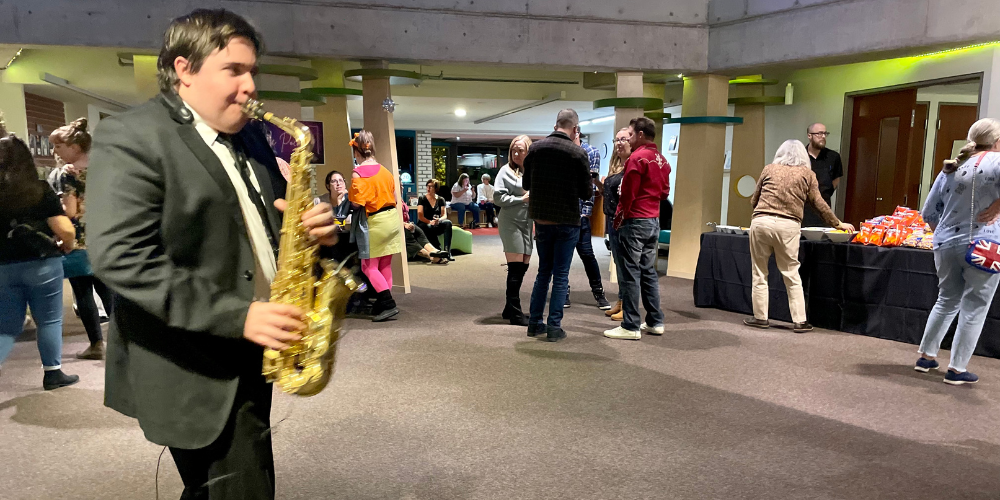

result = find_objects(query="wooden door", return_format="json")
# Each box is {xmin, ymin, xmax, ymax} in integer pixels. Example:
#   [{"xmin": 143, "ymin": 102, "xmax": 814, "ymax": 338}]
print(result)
[
  {"xmin": 845, "ymin": 89, "xmax": 918, "ymax": 224},
  {"xmin": 904, "ymin": 102, "xmax": 929, "ymax": 209},
  {"xmin": 932, "ymin": 104, "xmax": 979, "ymax": 178}
]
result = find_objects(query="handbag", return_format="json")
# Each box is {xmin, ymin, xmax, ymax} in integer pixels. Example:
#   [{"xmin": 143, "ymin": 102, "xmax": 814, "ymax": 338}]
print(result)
[
  {"xmin": 62, "ymin": 249, "xmax": 94, "ymax": 278},
  {"xmin": 965, "ymin": 152, "xmax": 1000, "ymax": 273}
]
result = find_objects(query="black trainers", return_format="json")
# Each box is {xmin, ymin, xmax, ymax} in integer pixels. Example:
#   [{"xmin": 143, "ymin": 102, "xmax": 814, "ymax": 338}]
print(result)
[
  {"xmin": 914, "ymin": 357, "xmax": 940, "ymax": 373},
  {"xmin": 527, "ymin": 323, "xmax": 545, "ymax": 337},
  {"xmin": 564, "ymin": 286, "xmax": 571, "ymax": 308},
  {"xmin": 43, "ymin": 369, "xmax": 80, "ymax": 391},
  {"xmin": 594, "ymin": 290, "xmax": 611, "ymax": 310},
  {"xmin": 743, "ymin": 317, "xmax": 769, "ymax": 329},
  {"xmin": 543, "ymin": 326, "xmax": 566, "ymax": 342},
  {"xmin": 792, "ymin": 322, "xmax": 813, "ymax": 333},
  {"xmin": 944, "ymin": 370, "xmax": 979, "ymax": 385}
]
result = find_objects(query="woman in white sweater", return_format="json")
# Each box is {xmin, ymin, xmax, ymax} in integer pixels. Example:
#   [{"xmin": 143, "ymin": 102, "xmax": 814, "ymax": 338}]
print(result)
[{"xmin": 494, "ymin": 135, "xmax": 533, "ymax": 325}]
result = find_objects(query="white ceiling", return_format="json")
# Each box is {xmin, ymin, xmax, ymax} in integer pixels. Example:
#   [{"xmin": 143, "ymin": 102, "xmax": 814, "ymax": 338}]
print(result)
[{"xmin": 347, "ymin": 96, "xmax": 614, "ymax": 139}]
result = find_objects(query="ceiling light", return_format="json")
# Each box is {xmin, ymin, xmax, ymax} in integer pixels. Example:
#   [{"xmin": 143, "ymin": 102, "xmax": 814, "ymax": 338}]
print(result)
[
  {"xmin": 591, "ymin": 116, "xmax": 615, "ymax": 124},
  {"xmin": 454, "ymin": 108, "xmax": 467, "ymax": 117},
  {"xmin": 579, "ymin": 120, "xmax": 592, "ymax": 126},
  {"xmin": 456, "ymin": 136, "xmax": 461, "ymax": 141},
  {"xmin": 677, "ymin": 74, "xmax": 684, "ymax": 78}
]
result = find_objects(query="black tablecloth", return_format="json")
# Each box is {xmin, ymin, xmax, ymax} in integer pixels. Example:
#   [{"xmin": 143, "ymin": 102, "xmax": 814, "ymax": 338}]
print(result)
[{"xmin": 693, "ymin": 232, "xmax": 1000, "ymax": 359}]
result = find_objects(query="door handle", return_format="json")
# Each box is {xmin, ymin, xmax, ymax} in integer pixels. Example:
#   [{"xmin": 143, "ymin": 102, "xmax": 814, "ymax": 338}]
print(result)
[{"xmin": 876, "ymin": 197, "xmax": 883, "ymax": 201}]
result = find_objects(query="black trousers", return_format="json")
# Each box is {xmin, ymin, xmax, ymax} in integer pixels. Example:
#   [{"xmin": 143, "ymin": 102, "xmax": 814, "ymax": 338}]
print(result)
[
  {"xmin": 575, "ymin": 217, "xmax": 604, "ymax": 292},
  {"xmin": 417, "ymin": 219, "xmax": 453, "ymax": 250},
  {"xmin": 168, "ymin": 377, "xmax": 275, "ymax": 500},
  {"xmin": 68, "ymin": 275, "xmax": 114, "ymax": 344},
  {"xmin": 405, "ymin": 225, "xmax": 432, "ymax": 260}
]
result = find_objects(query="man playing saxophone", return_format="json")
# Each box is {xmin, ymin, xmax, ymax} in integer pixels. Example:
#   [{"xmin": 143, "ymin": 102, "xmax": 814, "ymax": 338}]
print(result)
[{"xmin": 87, "ymin": 9, "xmax": 338, "ymax": 500}]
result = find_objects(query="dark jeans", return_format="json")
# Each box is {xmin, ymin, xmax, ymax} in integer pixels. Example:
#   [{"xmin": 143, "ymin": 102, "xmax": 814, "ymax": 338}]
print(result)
[
  {"xmin": 479, "ymin": 201, "xmax": 496, "ymax": 223},
  {"xmin": 169, "ymin": 377, "xmax": 275, "ymax": 500},
  {"xmin": 608, "ymin": 225, "xmax": 624, "ymax": 300},
  {"xmin": 417, "ymin": 219, "xmax": 453, "ymax": 250},
  {"xmin": 575, "ymin": 216, "xmax": 603, "ymax": 292},
  {"xmin": 529, "ymin": 224, "xmax": 580, "ymax": 328},
  {"xmin": 69, "ymin": 275, "xmax": 114, "ymax": 344},
  {"xmin": 451, "ymin": 202, "xmax": 480, "ymax": 227},
  {"xmin": 617, "ymin": 217, "xmax": 664, "ymax": 331}
]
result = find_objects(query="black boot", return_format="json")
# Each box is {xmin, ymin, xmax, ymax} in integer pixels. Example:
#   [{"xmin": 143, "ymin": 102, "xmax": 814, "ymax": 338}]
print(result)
[
  {"xmin": 502, "ymin": 262, "xmax": 530, "ymax": 326},
  {"xmin": 43, "ymin": 369, "xmax": 80, "ymax": 391},
  {"xmin": 372, "ymin": 290, "xmax": 399, "ymax": 322}
]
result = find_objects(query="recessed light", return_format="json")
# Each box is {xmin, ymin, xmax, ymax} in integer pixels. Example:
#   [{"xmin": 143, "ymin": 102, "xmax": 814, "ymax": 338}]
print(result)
[
  {"xmin": 454, "ymin": 108, "xmax": 467, "ymax": 117},
  {"xmin": 677, "ymin": 74, "xmax": 684, "ymax": 78},
  {"xmin": 456, "ymin": 136, "xmax": 461, "ymax": 141}
]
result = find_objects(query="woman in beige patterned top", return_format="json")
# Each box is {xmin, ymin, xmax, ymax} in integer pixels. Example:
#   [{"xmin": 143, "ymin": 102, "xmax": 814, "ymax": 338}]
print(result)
[{"xmin": 744, "ymin": 140, "xmax": 854, "ymax": 333}]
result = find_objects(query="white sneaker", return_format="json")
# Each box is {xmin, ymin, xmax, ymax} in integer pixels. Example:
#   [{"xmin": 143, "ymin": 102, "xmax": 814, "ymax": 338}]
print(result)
[
  {"xmin": 604, "ymin": 326, "xmax": 641, "ymax": 340},
  {"xmin": 640, "ymin": 323, "xmax": 664, "ymax": 335}
]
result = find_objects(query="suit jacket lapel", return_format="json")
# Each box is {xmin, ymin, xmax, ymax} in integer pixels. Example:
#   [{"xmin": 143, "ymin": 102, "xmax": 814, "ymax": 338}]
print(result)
[{"xmin": 177, "ymin": 125, "xmax": 239, "ymax": 206}]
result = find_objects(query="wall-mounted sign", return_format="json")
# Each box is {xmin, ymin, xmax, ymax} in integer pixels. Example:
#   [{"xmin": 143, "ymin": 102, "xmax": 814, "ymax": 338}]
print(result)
[{"xmin": 263, "ymin": 120, "xmax": 324, "ymax": 164}]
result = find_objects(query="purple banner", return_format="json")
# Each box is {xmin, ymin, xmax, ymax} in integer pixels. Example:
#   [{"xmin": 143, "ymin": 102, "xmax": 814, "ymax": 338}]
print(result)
[{"xmin": 263, "ymin": 120, "xmax": 324, "ymax": 164}]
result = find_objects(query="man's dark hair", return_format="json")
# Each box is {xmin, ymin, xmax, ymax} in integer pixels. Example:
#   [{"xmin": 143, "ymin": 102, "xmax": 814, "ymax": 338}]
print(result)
[
  {"xmin": 555, "ymin": 109, "xmax": 580, "ymax": 130},
  {"xmin": 157, "ymin": 9, "xmax": 264, "ymax": 92},
  {"xmin": 630, "ymin": 116, "xmax": 656, "ymax": 140}
]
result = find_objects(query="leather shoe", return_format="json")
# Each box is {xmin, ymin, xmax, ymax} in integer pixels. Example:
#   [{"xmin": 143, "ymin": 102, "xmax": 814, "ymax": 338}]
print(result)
[
  {"xmin": 743, "ymin": 317, "xmax": 770, "ymax": 329},
  {"xmin": 792, "ymin": 322, "xmax": 813, "ymax": 333}
]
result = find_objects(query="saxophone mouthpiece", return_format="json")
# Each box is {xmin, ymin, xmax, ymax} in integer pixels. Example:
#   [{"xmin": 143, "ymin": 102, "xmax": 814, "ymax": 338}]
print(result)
[{"xmin": 242, "ymin": 98, "xmax": 265, "ymax": 119}]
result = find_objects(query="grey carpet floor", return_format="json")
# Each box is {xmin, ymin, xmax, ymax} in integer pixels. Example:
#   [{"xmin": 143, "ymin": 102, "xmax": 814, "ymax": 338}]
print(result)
[{"xmin": 2, "ymin": 234, "xmax": 1000, "ymax": 499}]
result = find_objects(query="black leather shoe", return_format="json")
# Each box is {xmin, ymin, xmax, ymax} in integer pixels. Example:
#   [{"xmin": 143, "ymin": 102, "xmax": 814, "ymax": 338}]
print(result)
[
  {"xmin": 792, "ymin": 322, "xmax": 813, "ymax": 333},
  {"xmin": 543, "ymin": 327, "xmax": 566, "ymax": 342},
  {"xmin": 527, "ymin": 323, "xmax": 545, "ymax": 337},
  {"xmin": 743, "ymin": 317, "xmax": 770, "ymax": 329},
  {"xmin": 43, "ymin": 369, "xmax": 80, "ymax": 391}
]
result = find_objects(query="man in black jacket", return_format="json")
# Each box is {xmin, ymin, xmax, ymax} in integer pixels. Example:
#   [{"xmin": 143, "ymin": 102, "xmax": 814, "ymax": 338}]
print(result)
[
  {"xmin": 88, "ymin": 10, "xmax": 338, "ymax": 500},
  {"xmin": 522, "ymin": 109, "xmax": 593, "ymax": 342}
]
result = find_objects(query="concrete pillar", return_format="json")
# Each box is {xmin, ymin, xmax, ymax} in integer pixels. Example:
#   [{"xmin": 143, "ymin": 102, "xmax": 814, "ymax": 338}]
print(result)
[
  {"xmin": 644, "ymin": 82, "xmax": 666, "ymax": 151},
  {"xmin": 727, "ymin": 84, "xmax": 765, "ymax": 228},
  {"xmin": 0, "ymin": 82, "xmax": 27, "ymax": 139},
  {"xmin": 310, "ymin": 60, "xmax": 354, "ymax": 193},
  {"xmin": 614, "ymin": 72, "xmax": 644, "ymax": 133},
  {"xmin": 133, "ymin": 55, "xmax": 159, "ymax": 101},
  {"xmin": 983, "ymin": 48, "xmax": 1000, "ymax": 119},
  {"xmin": 256, "ymin": 72, "xmax": 302, "ymax": 121},
  {"xmin": 361, "ymin": 60, "xmax": 410, "ymax": 294},
  {"xmin": 667, "ymin": 75, "xmax": 730, "ymax": 279}
]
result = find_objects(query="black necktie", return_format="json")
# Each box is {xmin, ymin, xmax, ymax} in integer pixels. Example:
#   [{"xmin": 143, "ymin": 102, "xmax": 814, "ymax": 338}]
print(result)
[{"xmin": 217, "ymin": 134, "xmax": 279, "ymax": 256}]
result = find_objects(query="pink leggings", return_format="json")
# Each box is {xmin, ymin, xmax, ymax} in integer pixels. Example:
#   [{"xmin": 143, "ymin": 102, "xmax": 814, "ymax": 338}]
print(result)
[{"xmin": 361, "ymin": 255, "xmax": 393, "ymax": 293}]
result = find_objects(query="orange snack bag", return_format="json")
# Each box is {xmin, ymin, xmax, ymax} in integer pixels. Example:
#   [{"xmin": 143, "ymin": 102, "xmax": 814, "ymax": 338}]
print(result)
[{"xmin": 867, "ymin": 225, "xmax": 886, "ymax": 246}]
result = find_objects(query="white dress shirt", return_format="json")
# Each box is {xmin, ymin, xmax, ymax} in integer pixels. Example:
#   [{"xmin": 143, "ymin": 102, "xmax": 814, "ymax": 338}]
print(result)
[{"xmin": 187, "ymin": 103, "xmax": 277, "ymax": 300}]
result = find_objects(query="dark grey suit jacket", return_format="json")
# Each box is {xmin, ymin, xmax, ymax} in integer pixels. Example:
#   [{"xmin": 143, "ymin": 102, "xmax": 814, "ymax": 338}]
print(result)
[{"xmin": 88, "ymin": 92, "xmax": 284, "ymax": 449}]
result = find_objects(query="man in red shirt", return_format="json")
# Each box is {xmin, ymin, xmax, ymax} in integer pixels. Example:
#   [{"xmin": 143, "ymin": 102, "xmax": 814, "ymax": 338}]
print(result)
[{"xmin": 605, "ymin": 117, "xmax": 671, "ymax": 341}]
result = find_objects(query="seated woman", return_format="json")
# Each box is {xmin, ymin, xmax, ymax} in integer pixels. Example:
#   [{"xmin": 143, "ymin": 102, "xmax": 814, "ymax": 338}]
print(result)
[
  {"xmin": 417, "ymin": 179, "xmax": 454, "ymax": 260},
  {"xmin": 477, "ymin": 173, "xmax": 497, "ymax": 227},
  {"xmin": 403, "ymin": 209, "xmax": 448, "ymax": 264},
  {"xmin": 450, "ymin": 173, "xmax": 480, "ymax": 228}
]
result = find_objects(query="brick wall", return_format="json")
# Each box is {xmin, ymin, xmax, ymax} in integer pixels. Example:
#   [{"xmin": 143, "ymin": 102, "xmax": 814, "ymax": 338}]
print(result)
[
  {"xmin": 25, "ymin": 92, "xmax": 65, "ymax": 171},
  {"xmin": 416, "ymin": 131, "xmax": 433, "ymax": 188}
]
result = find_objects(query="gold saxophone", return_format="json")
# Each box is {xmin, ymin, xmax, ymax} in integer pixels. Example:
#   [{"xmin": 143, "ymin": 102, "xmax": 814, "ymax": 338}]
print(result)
[{"xmin": 242, "ymin": 98, "xmax": 360, "ymax": 397}]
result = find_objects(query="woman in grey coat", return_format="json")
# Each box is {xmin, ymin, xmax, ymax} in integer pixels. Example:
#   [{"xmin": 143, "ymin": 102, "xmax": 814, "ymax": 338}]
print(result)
[{"xmin": 494, "ymin": 134, "xmax": 533, "ymax": 325}]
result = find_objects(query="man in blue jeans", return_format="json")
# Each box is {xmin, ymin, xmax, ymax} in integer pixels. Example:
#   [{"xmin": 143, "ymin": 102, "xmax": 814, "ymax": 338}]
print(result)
[
  {"xmin": 522, "ymin": 109, "xmax": 593, "ymax": 342},
  {"xmin": 605, "ymin": 117, "xmax": 671, "ymax": 341},
  {"xmin": 563, "ymin": 140, "xmax": 611, "ymax": 310}
]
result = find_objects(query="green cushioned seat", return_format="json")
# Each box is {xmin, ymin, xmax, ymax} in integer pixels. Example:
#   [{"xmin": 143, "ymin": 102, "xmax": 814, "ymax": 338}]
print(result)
[
  {"xmin": 439, "ymin": 226, "xmax": 473, "ymax": 254},
  {"xmin": 659, "ymin": 230, "xmax": 671, "ymax": 245}
]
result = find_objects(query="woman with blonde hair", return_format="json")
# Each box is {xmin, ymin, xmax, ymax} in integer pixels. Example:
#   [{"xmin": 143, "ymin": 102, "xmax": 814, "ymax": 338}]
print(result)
[
  {"xmin": 915, "ymin": 118, "xmax": 1000, "ymax": 385},
  {"xmin": 494, "ymin": 134, "xmax": 533, "ymax": 325},
  {"xmin": 349, "ymin": 130, "xmax": 403, "ymax": 322},
  {"xmin": 745, "ymin": 139, "xmax": 854, "ymax": 333},
  {"xmin": 50, "ymin": 118, "xmax": 114, "ymax": 360},
  {"xmin": 601, "ymin": 127, "xmax": 631, "ymax": 320}
]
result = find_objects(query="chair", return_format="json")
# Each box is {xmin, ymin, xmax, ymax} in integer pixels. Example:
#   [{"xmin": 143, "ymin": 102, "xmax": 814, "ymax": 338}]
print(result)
[
  {"xmin": 438, "ymin": 226, "xmax": 473, "ymax": 255},
  {"xmin": 656, "ymin": 230, "xmax": 670, "ymax": 273}
]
